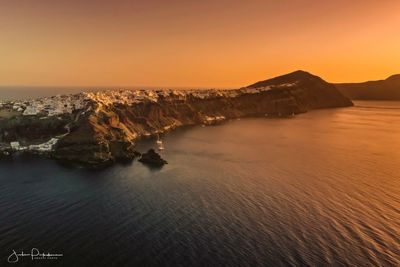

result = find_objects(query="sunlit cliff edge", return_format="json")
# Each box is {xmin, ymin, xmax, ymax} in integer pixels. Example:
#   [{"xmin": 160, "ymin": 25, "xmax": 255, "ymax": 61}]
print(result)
[{"xmin": 0, "ymin": 71, "xmax": 352, "ymax": 167}]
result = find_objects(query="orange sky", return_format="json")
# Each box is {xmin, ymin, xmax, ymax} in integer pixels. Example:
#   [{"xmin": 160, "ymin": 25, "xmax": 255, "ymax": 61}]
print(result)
[{"xmin": 1, "ymin": 0, "xmax": 400, "ymax": 88}]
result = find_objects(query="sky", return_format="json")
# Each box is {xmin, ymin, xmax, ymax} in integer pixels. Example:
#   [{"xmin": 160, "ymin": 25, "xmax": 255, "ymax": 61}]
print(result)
[{"xmin": 1, "ymin": 0, "xmax": 400, "ymax": 88}]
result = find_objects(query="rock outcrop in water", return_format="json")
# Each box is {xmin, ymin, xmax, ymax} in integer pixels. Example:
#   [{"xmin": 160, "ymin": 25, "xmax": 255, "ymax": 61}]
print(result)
[
  {"xmin": 0, "ymin": 71, "xmax": 352, "ymax": 167},
  {"xmin": 336, "ymin": 74, "xmax": 400, "ymax": 100},
  {"xmin": 139, "ymin": 149, "xmax": 167, "ymax": 167}
]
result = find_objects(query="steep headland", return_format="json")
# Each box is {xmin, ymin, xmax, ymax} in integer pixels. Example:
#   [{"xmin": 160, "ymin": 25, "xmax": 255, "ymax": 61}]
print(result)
[
  {"xmin": 0, "ymin": 71, "xmax": 352, "ymax": 167},
  {"xmin": 248, "ymin": 70, "xmax": 352, "ymax": 109},
  {"xmin": 336, "ymin": 74, "xmax": 400, "ymax": 100}
]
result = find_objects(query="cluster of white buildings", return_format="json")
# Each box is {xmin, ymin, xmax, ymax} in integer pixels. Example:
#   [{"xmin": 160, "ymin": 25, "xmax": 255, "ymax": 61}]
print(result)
[
  {"xmin": 4, "ymin": 94, "xmax": 88, "ymax": 117},
  {"xmin": 10, "ymin": 138, "xmax": 59, "ymax": 153},
  {"xmin": 2, "ymin": 82, "xmax": 299, "ymax": 117},
  {"xmin": 82, "ymin": 86, "xmax": 283, "ymax": 107},
  {"xmin": 240, "ymin": 82, "xmax": 298, "ymax": 94},
  {"xmin": 85, "ymin": 90, "xmax": 160, "ymax": 106},
  {"xmin": 204, "ymin": 115, "xmax": 226, "ymax": 125}
]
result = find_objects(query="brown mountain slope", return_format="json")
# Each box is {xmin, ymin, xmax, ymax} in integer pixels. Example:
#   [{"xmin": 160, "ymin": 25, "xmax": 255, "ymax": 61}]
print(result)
[
  {"xmin": 248, "ymin": 70, "xmax": 353, "ymax": 109},
  {"xmin": 336, "ymin": 74, "xmax": 400, "ymax": 100}
]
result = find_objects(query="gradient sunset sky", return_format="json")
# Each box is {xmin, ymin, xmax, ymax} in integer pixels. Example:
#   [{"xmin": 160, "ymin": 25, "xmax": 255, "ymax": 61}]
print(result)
[{"xmin": 1, "ymin": 0, "xmax": 400, "ymax": 88}]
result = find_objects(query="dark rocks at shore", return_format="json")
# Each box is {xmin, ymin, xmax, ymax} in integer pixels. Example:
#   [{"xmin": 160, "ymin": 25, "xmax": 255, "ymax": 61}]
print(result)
[
  {"xmin": 109, "ymin": 141, "xmax": 139, "ymax": 163},
  {"xmin": 0, "ymin": 115, "xmax": 70, "ymax": 143},
  {"xmin": 0, "ymin": 150, "xmax": 11, "ymax": 158},
  {"xmin": 139, "ymin": 149, "xmax": 167, "ymax": 167},
  {"xmin": 53, "ymin": 142, "xmax": 141, "ymax": 169},
  {"xmin": 52, "ymin": 118, "xmax": 141, "ymax": 168}
]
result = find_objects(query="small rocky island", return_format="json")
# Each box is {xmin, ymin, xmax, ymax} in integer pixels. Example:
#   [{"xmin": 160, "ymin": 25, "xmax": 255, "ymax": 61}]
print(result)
[
  {"xmin": 0, "ymin": 71, "xmax": 352, "ymax": 168},
  {"xmin": 139, "ymin": 149, "xmax": 168, "ymax": 167}
]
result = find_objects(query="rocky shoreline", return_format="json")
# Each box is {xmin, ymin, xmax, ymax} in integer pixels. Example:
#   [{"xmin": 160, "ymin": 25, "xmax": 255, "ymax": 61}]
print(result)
[{"xmin": 0, "ymin": 71, "xmax": 352, "ymax": 168}]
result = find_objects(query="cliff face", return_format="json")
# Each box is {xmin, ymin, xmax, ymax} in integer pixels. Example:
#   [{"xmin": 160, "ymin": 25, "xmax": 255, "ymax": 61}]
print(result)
[
  {"xmin": 336, "ymin": 74, "xmax": 400, "ymax": 100},
  {"xmin": 0, "ymin": 115, "xmax": 69, "ymax": 143},
  {"xmin": 0, "ymin": 71, "xmax": 353, "ymax": 167},
  {"xmin": 53, "ymin": 93, "xmax": 302, "ymax": 166},
  {"xmin": 53, "ymin": 71, "xmax": 351, "ymax": 166}
]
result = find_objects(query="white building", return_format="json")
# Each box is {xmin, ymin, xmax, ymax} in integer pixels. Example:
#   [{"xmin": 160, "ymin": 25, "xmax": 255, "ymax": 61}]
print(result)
[
  {"xmin": 10, "ymin": 142, "xmax": 20, "ymax": 150},
  {"xmin": 28, "ymin": 138, "xmax": 58, "ymax": 152},
  {"xmin": 23, "ymin": 106, "xmax": 38, "ymax": 116}
]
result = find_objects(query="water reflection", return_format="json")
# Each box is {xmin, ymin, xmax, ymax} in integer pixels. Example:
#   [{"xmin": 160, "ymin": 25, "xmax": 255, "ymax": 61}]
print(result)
[{"xmin": 0, "ymin": 101, "xmax": 399, "ymax": 266}]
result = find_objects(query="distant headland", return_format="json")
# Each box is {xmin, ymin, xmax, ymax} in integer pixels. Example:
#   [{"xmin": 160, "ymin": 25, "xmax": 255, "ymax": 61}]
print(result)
[{"xmin": 336, "ymin": 74, "xmax": 400, "ymax": 100}]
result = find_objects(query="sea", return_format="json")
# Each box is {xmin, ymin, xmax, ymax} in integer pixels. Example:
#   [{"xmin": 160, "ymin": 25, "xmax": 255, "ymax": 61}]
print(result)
[{"xmin": 0, "ymin": 100, "xmax": 399, "ymax": 266}]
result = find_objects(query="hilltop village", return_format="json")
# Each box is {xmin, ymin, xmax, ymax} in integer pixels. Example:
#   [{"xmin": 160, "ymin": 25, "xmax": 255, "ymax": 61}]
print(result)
[
  {"xmin": 0, "ymin": 85, "xmax": 296, "ymax": 155},
  {"xmin": 1, "ymin": 84, "xmax": 294, "ymax": 118},
  {"xmin": 0, "ymin": 93, "xmax": 88, "ymax": 117}
]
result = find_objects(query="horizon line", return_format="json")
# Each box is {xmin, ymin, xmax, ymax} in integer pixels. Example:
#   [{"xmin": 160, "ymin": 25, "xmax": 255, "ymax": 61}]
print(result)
[{"xmin": 0, "ymin": 71, "xmax": 399, "ymax": 89}]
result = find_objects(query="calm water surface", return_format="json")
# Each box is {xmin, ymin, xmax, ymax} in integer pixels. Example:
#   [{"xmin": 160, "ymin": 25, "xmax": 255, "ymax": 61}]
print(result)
[{"xmin": 0, "ymin": 101, "xmax": 399, "ymax": 266}]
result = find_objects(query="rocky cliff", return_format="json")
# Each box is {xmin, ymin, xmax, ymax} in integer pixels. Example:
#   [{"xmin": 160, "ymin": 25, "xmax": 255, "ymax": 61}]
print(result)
[
  {"xmin": 0, "ymin": 71, "xmax": 352, "ymax": 167},
  {"xmin": 336, "ymin": 74, "xmax": 400, "ymax": 100}
]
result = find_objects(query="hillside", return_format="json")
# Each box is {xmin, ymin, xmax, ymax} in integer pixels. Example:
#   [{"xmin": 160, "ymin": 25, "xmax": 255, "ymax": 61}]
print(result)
[
  {"xmin": 248, "ymin": 70, "xmax": 352, "ymax": 109},
  {"xmin": 336, "ymin": 74, "xmax": 400, "ymax": 100}
]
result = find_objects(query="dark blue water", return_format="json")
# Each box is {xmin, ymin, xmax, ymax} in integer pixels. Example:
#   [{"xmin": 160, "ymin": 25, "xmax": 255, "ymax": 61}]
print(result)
[{"xmin": 1, "ymin": 101, "xmax": 399, "ymax": 266}]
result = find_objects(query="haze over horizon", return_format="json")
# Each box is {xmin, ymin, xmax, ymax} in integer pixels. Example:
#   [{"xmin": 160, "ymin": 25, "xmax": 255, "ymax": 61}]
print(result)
[{"xmin": 1, "ymin": 0, "xmax": 400, "ymax": 88}]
